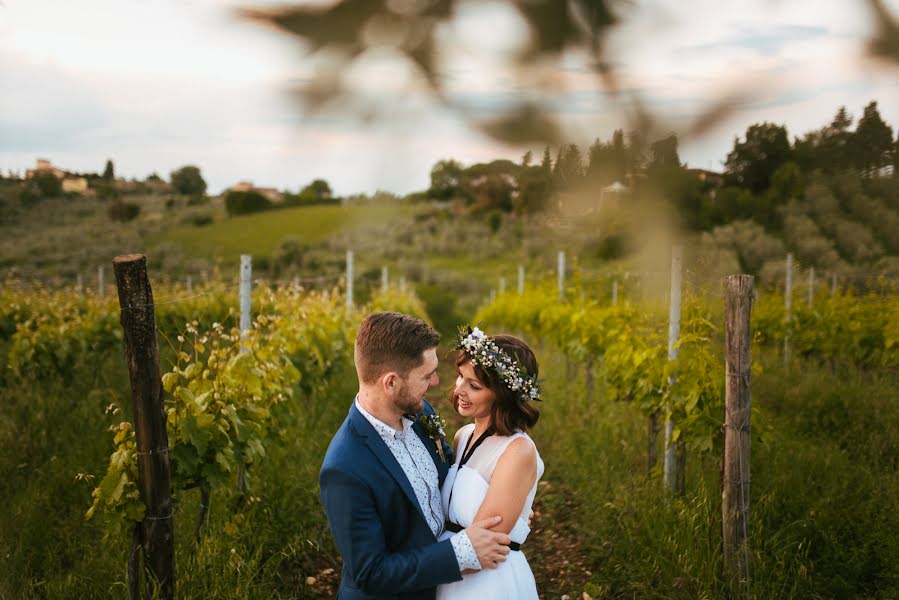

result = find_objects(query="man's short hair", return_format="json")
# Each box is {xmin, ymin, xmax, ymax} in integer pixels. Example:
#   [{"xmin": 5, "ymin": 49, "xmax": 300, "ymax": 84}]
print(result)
[{"xmin": 354, "ymin": 312, "xmax": 440, "ymax": 384}]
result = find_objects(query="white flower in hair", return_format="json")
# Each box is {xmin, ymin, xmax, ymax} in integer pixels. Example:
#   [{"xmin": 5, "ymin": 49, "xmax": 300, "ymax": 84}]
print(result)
[{"xmin": 453, "ymin": 325, "xmax": 542, "ymax": 402}]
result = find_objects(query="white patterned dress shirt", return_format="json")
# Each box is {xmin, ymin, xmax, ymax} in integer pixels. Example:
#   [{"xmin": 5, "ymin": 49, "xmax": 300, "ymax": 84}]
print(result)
[{"xmin": 355, "ymin": 399, "xmax": 481, "ymax": 572}]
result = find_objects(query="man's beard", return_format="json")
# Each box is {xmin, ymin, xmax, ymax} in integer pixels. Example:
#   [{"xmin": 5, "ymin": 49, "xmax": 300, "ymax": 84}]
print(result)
[{"xmin": 395, "ymin": 380, "xmax": 424, "ymax": 415}]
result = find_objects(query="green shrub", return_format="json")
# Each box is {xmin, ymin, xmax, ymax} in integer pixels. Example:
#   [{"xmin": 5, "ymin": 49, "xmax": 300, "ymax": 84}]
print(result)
[
  {"xmin": 186, "ymin": 213, "xmax": 213, "ymax": 227},
  {"xmin": 31, "ymin": 172, "xmax": 62, "ymax": 198},
  {"xmin": 225, "ymin": 190, "xmax": 272, "ymax": 216},
  {"xmin": 107, "ymin": 200, "xmax": 140, "ymax": 222}
]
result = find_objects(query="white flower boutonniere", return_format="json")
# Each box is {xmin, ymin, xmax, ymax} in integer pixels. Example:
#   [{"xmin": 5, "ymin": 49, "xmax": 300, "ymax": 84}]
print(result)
[{"xmin": 418, "ymin": 412, "xmax": 448, "ymax": 463}]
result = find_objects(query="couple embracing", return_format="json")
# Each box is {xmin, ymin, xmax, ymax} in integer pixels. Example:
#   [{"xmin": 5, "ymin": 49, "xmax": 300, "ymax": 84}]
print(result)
[{"xmin": 320, "ymin": 312, "xmax": 545, "ymax": 599}]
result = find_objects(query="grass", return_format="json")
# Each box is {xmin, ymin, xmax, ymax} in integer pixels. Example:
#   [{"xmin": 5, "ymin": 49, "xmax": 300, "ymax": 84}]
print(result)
[
  {"xmin": 526, "ymin": 348, "xmax": 899, "ymax": 599},
  {"xmin": 152, "ymin": 203, "xmax": 412, "ymax": 265},
  {"xmin": 2, "ymin": 330, "xmax": 898, "ymax": 598}
]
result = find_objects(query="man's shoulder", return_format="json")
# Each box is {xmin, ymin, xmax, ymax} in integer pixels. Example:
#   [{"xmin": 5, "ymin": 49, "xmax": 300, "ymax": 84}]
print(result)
[{"xmin": 321, "ymin": 409, "xmax": 375, "ymax": 474}]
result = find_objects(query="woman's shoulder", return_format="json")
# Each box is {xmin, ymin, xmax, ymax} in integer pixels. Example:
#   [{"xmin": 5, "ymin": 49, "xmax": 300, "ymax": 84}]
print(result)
[{"xmin": 496, "ymin": 431, "xmax": 538, "ymax": 458}]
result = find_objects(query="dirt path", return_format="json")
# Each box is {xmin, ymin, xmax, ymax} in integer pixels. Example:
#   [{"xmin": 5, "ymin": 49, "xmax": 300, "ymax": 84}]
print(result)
[{"xmin": 528, "ymin": 479, "xmax": 594, "ymax": 600}]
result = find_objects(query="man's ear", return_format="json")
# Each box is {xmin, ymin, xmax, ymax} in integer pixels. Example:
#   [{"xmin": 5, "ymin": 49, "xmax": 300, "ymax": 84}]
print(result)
[{"xmin": 381, "ymin": 372, "xmax": 399, "ymax": 395}]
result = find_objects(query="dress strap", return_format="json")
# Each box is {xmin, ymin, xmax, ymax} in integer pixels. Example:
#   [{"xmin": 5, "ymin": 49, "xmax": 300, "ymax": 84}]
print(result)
[
  {"xmin": 459, "ymin": 427, "xmax": 493, "ymax": 468},
  {"xmin": 447, "ymin": 426, "xmax": 493, "ymax": 514}
]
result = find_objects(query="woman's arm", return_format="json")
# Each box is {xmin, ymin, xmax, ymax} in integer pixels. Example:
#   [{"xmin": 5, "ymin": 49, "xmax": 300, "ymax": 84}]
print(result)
[{"xmin": 471, "ymin": 438, "xmax": 537, "ymax": 535}]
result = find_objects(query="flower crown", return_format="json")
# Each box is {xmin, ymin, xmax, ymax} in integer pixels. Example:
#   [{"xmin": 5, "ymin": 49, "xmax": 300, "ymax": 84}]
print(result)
[{"xmin": 453, "ymin": 325, "xmax": 542, "ymax": 402}]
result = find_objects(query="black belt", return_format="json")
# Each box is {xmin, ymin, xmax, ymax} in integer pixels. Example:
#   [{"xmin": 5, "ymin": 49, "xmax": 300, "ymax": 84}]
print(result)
[{"xmin": 444, "ymin": 520, "xmax": 521, "ymax": 551}]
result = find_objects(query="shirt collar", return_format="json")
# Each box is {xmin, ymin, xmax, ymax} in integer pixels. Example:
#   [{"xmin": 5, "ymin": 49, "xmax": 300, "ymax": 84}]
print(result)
[{"xmin": 355, "ymin": 396, "xmax": 414, "ymax": 441}]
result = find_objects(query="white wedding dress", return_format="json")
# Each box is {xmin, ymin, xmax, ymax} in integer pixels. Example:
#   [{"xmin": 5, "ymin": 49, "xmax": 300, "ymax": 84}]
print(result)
[{"xmin": 436, "ymin": 424, "xmax": 544, "ymax": 600}]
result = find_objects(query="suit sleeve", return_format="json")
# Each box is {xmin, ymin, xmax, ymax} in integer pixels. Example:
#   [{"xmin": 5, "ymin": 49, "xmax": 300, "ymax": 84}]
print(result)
[{"xmin": 320, "ymin": 465, "xmax": 463, "ymax": 595}]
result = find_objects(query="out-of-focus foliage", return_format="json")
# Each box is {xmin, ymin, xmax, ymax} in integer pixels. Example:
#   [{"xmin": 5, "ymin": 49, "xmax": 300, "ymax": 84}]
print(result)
[
  {"xmin": 170, "ymin": 165, "xmax": 208, "ymax": 197},
  {"xmin": 224, "ymin": 190, "xmax": 273, "ymax": 216},
  {"xmin": 240, "ymin": 0, "xmax": 899, "ymax": 160}
]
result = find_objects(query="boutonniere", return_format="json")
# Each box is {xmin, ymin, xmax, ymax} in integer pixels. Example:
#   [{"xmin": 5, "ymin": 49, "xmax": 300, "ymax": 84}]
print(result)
[{"xmin": 418, "ymin": 412, "xmax": 448, "ymax": 463}]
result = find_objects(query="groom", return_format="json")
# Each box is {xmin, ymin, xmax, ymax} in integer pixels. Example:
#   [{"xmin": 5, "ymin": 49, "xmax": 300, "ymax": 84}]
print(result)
[{"xmin": 320, "ymin": 312, "xmax": 511, "ymax": 599}]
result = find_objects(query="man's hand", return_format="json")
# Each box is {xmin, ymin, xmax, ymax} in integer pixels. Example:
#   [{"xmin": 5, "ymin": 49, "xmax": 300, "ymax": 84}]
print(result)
[{"xmin": 466, "ymin": 516, "xmax": 511, "ymax": 569}]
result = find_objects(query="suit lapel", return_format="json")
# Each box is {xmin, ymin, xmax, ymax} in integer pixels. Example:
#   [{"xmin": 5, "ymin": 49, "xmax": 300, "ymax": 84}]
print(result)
[
  {"xmin": 348, "ymin": 403, "xmax": 428, "ymax": 522},
  {"xmin": 411, "ymin": 418, "xmax": 451, "ymax": 485}
]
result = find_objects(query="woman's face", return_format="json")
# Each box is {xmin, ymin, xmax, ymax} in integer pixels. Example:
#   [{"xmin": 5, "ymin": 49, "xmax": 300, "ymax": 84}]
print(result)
[{"xmin": 454, "ymin": 360, "xmax": 496, "ymax": 420}]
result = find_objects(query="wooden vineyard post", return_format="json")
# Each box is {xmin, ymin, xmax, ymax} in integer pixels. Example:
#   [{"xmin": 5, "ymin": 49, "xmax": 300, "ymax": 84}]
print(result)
[
  {"xmin": 557, "ymin": 251, "xmax": 565, "ymax": 302},
  {"xmin": 237, "ymin": 255, "xmax": 252, "ymax": 497},
  {"xmin": 112, "ymin": 254, "xmax": 174, "ymax": 600},
  {"xmin": 808, "ymin": 267, "xmax": 814, "ymax": 309},
  {"xmin": 518, "ymin": 264, "xmax": 525, "ymax": 295},
  {"xmin": 723, "ymin": 274, "xmax": 753, "ymax": 596},
  {"xmin": 784, "ymin": 253, "xmax": 792, "ymax": 369},
  {"xmin": 346, "ymin": 250, "xmax": 354, "ymax": 314},
  {"xmin": 663, "ymin": 245, "xmax": 683, "ymax": 493},
  {"xmin": 240, "ymin": 254, "xmax": 252, "ymax": 350}
]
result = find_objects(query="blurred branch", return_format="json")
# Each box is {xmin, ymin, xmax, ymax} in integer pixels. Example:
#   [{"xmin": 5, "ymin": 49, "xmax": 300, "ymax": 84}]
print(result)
[
  {"xmin": 241, "ymin": 0, "xmax": 897, "ymax": 148},
  {"xmin": 867, "ymin": 0, "xmax": 899, "ymax": 64}
]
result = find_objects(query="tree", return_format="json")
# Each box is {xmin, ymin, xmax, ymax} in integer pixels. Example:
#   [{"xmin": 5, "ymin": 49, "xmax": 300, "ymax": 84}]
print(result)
[
  {"xmin": 521, "ymin": 150, "xmax": 533, "ymax": 167},
  {"xmin": 894, "ymin": 132, "xmax": 899, "ymax": 178},
  {"xmin": 170, "ymin": 165, "xmax": 207, "ymax": 196},
  {"xmin": 102, "ymin": 159, "xmax": 115, "ymax": 181},
  {"xmin": 724, "ymin": 122, "xmax": 792, "ymax": 194},
  {"xmin": 108, "ymin": 200, "xmax": 140, "ymax": 222},
  {"xmin": 540, "ymin": 146, "xmax": 552, "ymax": 173},
  {"xmin": 225, "ymin": 190, "xmax": 272, "ymax": 216},
  {"xmin": 553, "ymin": 144, "xmax": 584, "ymax": 189},
  {"xmin": 768, "ymin": 161, "xmax": 803, "ymax": 203},
  {"xmin": 428, "ymin": 159, "xmax": 464, "ymax": 200},
  {"xmin": 30, "ymin": 172, "xmax": 62, "ymax": 198},
  {"xmin": 471, "ymin": 173, "xmax": 515, "ymax": 213},
  {"xmin": 302, "ymin": 178, "xmax": 332, "ymax": 200},
  {"xmin": 611, "ymin": 129, "xmax": 627, "ymax": 180},
  {"xmin": 515, "ymin": 166, "xmax": 550, "ymax": 213},
  {"xmin": 649, "ymin": 134, "xmax": 681, "ymax": 170},
  {"xmin": 851, "ymin": 100, "xmax": 894, "ymax": 177}
]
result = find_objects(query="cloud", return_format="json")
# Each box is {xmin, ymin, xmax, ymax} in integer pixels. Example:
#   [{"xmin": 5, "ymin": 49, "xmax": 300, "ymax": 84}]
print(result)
[{"xmin": 673, "ymin": 24, "xmax": 832, "ymax": 58}]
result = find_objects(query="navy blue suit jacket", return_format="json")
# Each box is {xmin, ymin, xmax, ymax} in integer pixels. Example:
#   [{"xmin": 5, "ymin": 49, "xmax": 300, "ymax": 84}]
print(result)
[{"xmin": 320, "ymin": 399, "xmax": 460, "ymax": 599}]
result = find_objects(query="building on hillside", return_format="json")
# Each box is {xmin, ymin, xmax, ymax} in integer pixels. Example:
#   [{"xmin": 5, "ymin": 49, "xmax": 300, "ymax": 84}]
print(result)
[
  {"xmin": 62, "ymin": 177, "xmax": 89, "ymax": 193},
  {"xmin": 26, "ymin": 158, "xmax": 65, "ymax": 180},
  {"xmin": 229, "ymin": 180, "xmax": 283, "ymax": 203},
  {"xmin": 27, "ymin": 158, "xmax": 92, "ymax": 195},
  {"xmin": 231, "ymin": 180, "xmax": 254, "ymax": 193},
  {"xmin": 685, "ymin": 168, "xmax": 724, "ymax": 187},
  {"xmin": 599, "ymin": 181, "xmax": 629, "ymax": 211}
]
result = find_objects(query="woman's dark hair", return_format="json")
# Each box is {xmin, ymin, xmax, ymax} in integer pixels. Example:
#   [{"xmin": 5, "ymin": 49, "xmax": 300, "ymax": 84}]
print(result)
[{"xmin": 452, "ymin": 334, "xmax": 540, "ymax": 435}]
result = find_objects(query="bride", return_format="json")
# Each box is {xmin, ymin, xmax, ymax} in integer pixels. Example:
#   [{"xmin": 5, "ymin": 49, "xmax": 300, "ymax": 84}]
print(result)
[{"xmin": 437, "ymin": 327, "xmax": 544, "ymax": 600}]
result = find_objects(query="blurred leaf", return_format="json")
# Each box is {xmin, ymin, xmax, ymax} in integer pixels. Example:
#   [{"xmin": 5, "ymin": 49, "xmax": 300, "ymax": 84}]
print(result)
[
  {"xmin": 478, "ymin": 103, "xmax": 562, "ymax": 146},
  {"xmin": 867, "ymin": 0, "xmax": 899, "ymax": 63},
  {"xmin": 241, "ymin": 1, "xmax": 383, "ymax": 51}
]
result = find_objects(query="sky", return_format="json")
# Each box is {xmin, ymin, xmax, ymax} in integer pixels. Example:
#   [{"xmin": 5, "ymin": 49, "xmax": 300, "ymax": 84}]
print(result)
[{"xmin": 1, "ymin": 0, "xmax": 898, "ymax": 196}]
